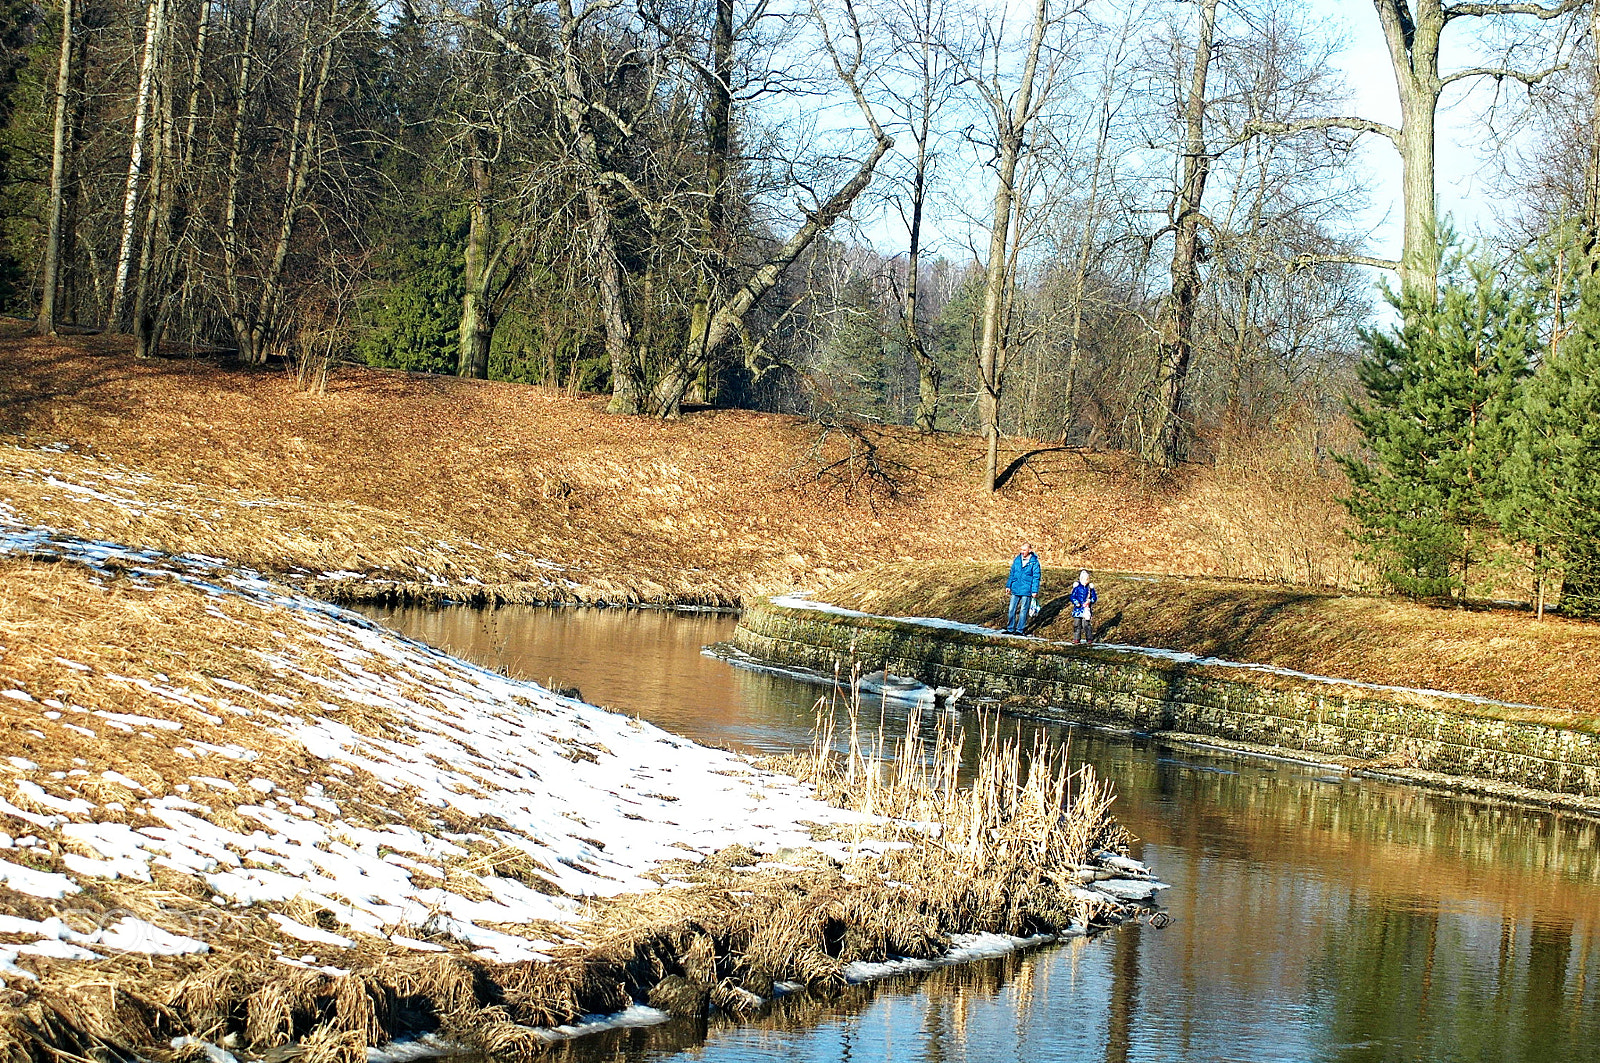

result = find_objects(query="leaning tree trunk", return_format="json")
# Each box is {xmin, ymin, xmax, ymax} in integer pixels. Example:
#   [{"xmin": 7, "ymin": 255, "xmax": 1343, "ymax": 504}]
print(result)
[
  {"xmin": 1149, "ymin": 0, "xmax": 1217, "ymax": 469},
  {"xmin": 651, "ymin": 135, "xmax": 893, "ymax": 417},
  {"xmin": 36, "ymin": 0, "xmax": 75, "ymax": 336}
]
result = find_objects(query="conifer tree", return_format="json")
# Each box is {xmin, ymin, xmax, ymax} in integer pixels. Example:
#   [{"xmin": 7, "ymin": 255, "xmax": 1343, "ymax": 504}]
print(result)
[
  {"xmin": 1341, "ymin": 244, "xmax": 1534, "ymax": 599},
  {"xmin": 1498, "ymin": 260, "xmax": 1600, "ymax": 620}
]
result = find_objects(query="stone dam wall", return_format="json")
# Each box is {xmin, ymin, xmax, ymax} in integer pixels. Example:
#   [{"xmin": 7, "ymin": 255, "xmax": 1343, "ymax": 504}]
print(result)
[{"xmin": 733, "ymin": 600, "xmax": 1600, "ymax": 803}]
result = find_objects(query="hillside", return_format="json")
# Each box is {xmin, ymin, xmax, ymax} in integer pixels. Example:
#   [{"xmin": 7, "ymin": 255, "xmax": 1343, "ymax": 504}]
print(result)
[{"xmin": 0, "ymin": 324, "xmax": 1358, "ymax": 605}]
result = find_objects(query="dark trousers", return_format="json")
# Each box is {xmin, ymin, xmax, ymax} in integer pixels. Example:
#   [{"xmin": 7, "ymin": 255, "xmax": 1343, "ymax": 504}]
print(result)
[{"xmin": 1074, "ymin": 615, "xmax": 1093, "ymax": 643}]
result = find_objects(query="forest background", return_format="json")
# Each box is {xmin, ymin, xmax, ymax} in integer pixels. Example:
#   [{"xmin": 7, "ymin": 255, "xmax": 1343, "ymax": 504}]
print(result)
[{"xmin": 2, "ymin": 0, "xmax": 1599, "ymax": 610}]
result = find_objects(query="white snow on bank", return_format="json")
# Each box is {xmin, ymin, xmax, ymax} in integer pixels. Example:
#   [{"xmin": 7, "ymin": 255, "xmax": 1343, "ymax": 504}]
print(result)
[
  {"xmin": 0, "ymin": 858, "xmax": 79, "ymax": 899},
  {"xmin": 767, "ymin": 595, "xmax": 1556, "ymax": 715},
  {"xmin": 841, "ymin": 932, "xmax": 1056, "ymax": 984},
  {"xmin": 0, "ymin": 521, "xmax": 885, "ymax": 978},
  {"xmin": 0, "ymin": 913, "xmax": 206, "ymax": 977}
]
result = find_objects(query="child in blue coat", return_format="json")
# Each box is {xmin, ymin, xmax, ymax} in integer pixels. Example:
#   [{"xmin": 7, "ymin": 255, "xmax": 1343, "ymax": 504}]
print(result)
[{"xmin": 1069, "ymin": 570, "xmax": 1098, "ymax": 644}]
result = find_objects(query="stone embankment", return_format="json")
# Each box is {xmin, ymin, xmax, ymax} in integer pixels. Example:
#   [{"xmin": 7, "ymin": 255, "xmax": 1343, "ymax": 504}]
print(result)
[{"xmin": 733, "ymin": 597, "xmax": 1600, "ymax": 813}]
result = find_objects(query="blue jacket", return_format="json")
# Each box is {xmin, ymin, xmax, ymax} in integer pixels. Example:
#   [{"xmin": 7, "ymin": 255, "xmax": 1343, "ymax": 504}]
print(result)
[
  {"xmin": 1069, "ymin": 581, "xmax": 1098, "ymax": 615},
  {"xmin": 1007, "ymin": 554, "xmax": 1041, "ymax": 596}
]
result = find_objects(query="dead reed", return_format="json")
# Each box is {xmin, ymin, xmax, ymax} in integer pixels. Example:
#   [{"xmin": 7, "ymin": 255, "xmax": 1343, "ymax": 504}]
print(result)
[{"xmin": 790, "ymin": 688, "xmax": 1124, "ymax": 877}]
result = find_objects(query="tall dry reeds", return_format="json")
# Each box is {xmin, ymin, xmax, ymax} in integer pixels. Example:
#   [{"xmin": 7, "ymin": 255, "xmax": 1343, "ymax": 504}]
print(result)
[{"xmin": 785, "ymin": 677, "xmax": 1126, "ymax": 882}]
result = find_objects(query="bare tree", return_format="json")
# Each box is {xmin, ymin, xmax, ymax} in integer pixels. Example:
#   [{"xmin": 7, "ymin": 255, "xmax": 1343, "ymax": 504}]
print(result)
[
  {"xmin": 131, "ymin": 0, "xmax": 212, "ymax": 358},
  {"xmin": 36, "ymin": 0, "xmax": 76, "ymax": 335},
  {"xmin": 1252, "ymin": 0, "xmax": 1588, "ymax": 295},
  {"xmin": 1146, "ymin": 0, "xmax": 1219, "ymax": 467},
  {"xmin": 881, "ymin": 0, "xmax": 959, "ymax": 433},
  {"xmin": 645, "ymin": 0, "xmax": 894, "ymax": 417},
  {"xmin": 1056, "ymin": 1, "xmax": 1147, "ymax": 447},
  {"xmin": 958, "ymin": 0, "xmax": 1073, "ymax": 491},
  {"xmin": 108, "ymin": 0, "xmax": 168, "ymax": 329}
]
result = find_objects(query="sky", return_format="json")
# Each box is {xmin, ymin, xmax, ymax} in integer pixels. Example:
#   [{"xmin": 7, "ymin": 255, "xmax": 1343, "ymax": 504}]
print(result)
[
  {"xmin": 1310, "ymin": 0, "xmax": 1521, "ymax": 260},
  {"xmin": 835, "ymin": 0, "xmax": 1559, "ymax": 284}
]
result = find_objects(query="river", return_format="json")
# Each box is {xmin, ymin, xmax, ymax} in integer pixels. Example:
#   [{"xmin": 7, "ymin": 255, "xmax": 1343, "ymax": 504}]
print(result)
[{"xmin": 361, "ymin": 603, "xmax": 1600, "ymax": 1063}]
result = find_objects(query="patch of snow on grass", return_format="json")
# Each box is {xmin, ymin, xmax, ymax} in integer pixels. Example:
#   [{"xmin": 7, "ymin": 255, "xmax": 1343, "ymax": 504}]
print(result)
[
  {"xmin": 268, "ymin": 913, "xmax": 354, "ymax": 948},
  {"xmin": 0, "ymin": 858, "xmax": 80, "ymax": 898}
]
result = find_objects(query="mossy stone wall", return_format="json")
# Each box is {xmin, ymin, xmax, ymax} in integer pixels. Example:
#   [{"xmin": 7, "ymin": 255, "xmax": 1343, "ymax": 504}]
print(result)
[{"xmin": 734, "ymin": 601, "xmax": 1600, "ymax": 799}]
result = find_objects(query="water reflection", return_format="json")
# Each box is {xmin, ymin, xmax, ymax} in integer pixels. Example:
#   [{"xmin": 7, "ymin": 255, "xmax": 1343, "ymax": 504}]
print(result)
[{"xmin": 363, "ymin": 604, "xmax": 1600, "ymax": 1063}]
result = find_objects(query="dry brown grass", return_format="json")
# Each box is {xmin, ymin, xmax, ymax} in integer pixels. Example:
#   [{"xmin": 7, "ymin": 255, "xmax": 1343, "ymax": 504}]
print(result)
[
  {"xmin": 0, "ymin": 323, "xmax": 1358, "ymax": 605},
  {"xmin": 819, "ymin": 561, "xmax": 1600, "ymax": 716},
  {"xmin": 0, "ymin": 547, "xmax": 1139, "ymax": 1060}
]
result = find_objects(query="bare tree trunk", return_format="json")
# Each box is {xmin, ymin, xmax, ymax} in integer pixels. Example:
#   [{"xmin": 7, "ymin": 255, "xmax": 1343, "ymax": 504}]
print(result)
[
  {"xmin": 682, "ymin": 0, "xmax": 735, "ymax": 407},
  {"xmin": 545, "ymin": 0, "xmax": 639, "ymax": 412},
  {"xmin": 457, "ymin": 148, "xmax": 493, "ymax": 378},
  {"xmin": 1059, "ymin": 78, "xmax": 1116, "ymax": 446},
  {"xmin": 109, "ymin": 0, "xmax": 167, "ymax": 329},
  {"xmin": 151, "ymin": 0, "xmax": 212, "ymax": 351},
  {"xmin": 252, "ymin": 1, "xmax": 336, "ymax": 363},
  {"xmin": 220, "ymin": 0, "xmax": 258, "ymax": 360},
  {"xmin": 976, "ymin": 0, "xmax": 1048, "ymax": 493},
  {"xmin": 1373, "ymin": 0, "xmax": 1441, "ymax": 296},
  {"xmin": 36, "ymin": 0, "xmax": 74, "ymax": 336},
  {"xmin": 1149, "ymin": 0, "xmax": 1217, "ymax": 468},
  {"xmin": 131, "ymin": 53, "xmax": 173, "ymax": 359},
  {"xmin": 1586, "ymin": 0, "xmax": 1600, "ymax": 269},
  {"xmin": 903, "ymin": 0, "xmax": 941, "ymax": 434}
]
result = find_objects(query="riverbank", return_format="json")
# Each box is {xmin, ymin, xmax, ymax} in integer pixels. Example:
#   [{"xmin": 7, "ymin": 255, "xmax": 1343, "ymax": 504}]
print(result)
[
  {"xmin": 0, "ymin": 525, "xmax": 1151, "ymax": 1059},
  {"xmin": 0, "ymin": 324, "xmax": 1357, "ymax": 607},
  {"xmin": 819, "ymin": 561, "xmax": 1600, "ymax": 717},
  {"xmin": 729, "ymin": 591, "xmax": 1600, "ymax": 813}
]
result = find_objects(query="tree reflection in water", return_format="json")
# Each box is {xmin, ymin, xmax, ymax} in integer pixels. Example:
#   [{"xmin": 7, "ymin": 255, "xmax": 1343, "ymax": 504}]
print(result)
[{"xmin": 366, "ymin": 604, "xmax": 1600, "ymax": 1063}]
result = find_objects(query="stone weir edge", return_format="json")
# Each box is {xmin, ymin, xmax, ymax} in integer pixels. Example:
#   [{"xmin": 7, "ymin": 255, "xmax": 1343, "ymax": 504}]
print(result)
[{"xmin": 732, "ymin": 600, "xmax": 1600, "ymax": 813}]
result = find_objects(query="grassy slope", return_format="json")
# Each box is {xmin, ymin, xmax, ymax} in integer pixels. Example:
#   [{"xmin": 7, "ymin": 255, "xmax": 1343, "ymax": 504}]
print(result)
[
  {"xmin": 0, "ymin": 535, "xmax": 1132, "ymax": 1056},
  {"xmin": 0, "ymin": 324, "xmax": 1358, "ymax": 605},
  {"xmin": 820, "ymin": 562, "xmax": 1600, "ymax": 716}
]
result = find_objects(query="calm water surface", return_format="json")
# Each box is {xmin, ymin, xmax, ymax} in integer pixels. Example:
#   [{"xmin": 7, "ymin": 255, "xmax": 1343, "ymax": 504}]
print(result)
[{"xmin": 362, "ymin": 604, "xmax": 1600, "ymax": 1063}]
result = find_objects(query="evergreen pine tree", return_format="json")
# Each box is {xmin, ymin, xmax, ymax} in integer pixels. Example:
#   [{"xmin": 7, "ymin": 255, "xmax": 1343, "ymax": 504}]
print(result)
[
  {"xmin": 1340, "ymin": 244, "xmax": 1534, "ymax": 598},
  {"xmin": 1498, "ymin": 262, "xmax": 1600, "ymax": 619}
]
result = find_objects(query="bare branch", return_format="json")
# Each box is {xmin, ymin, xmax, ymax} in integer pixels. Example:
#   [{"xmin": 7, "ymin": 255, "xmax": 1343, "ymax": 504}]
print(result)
[
  {"xmin": 1244, "ymin": 116, "xmax": 1401, "ymax": 145},
  {"xmin": 1445, "ymin": 0, "xmax": 1589, "ymax": 21},
  {"xmin": 1440, "ymin": 62, "xmax": 1567, "ymax": 86},
  {"xmin": 1289, "ymin": 252, "xmax": 1402, "ymax": 272}
]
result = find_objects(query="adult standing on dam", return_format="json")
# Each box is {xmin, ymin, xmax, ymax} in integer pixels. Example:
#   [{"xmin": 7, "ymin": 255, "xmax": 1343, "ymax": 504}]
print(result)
[{"xmin": 1004, "ymin": 542, "xmax": 1042, "ymax": 634}]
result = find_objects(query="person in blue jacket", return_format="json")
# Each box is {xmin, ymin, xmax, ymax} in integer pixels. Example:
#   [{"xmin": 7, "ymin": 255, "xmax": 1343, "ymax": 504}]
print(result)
[
  {"xmin": 1069, "ymin": 569, "xmax": 1098, "ymax": 644},
  {"xmin": 1004, "ymin": 543, "xmax": 1041, "ymax": 634}
]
